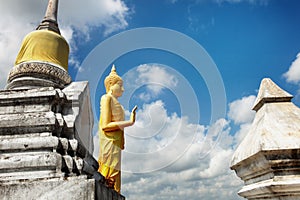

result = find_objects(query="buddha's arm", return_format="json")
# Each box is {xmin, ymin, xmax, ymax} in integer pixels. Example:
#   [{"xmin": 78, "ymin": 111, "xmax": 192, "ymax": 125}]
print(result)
[{"xmin": 101, "ymin": 96, "xmax": 135, "ymax": 132}]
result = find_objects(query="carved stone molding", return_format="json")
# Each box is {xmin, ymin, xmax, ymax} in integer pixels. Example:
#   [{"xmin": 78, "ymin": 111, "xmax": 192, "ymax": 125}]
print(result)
[{"xmin": 7, "ymin": 62, "xmax": 71, "ymax": 88}]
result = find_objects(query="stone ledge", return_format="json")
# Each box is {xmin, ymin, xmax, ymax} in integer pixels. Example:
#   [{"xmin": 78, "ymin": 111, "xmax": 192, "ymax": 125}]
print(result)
[
  {"xmin": 0, "ymin": 152, "xmax": 62, "ymax": 173},
  {"xmin": 0, "ymin": 111, "xmax": 58, "ymax": 135},
  {"xmin": 0, "ymin": 87, "xmax": 58, "ymax": 102},
  {"xmin": 0, "ymin": 132, "xmax": 53, "ymax": 139},
  {"xmin": 232, "ymin": 150, "xmax": 300, "ymax": 185},
  {"xmin": 0, "ymin": 170, "xmax": 64, "ymax": 183},
  {"xmin": 0, "ymin": 136, "xmax": 59, "ymax": 152},
  {"xmin": 0, "ymin": 87, "xmax": 63, "ymax": 115},
  {"xmin": 0, "ymin": 176, "xmax": 94, "ymax": 200},
  {"xmin": 239, "ymin": 176, "xmax": 300, "ymax": 200},
  {"xmin": 0, "ymin": 104, "xmax": 53, "ymax": 115}
]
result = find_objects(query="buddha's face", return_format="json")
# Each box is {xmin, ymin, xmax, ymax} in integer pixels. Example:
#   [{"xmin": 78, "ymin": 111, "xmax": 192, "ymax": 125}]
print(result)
[{"xmin": 110, "ymin": 80, "xmax": 124, "ymax": 98}]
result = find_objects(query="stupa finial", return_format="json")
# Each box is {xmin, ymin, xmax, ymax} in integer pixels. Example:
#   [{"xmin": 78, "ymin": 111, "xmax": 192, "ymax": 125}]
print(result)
[
  {"xmin": 36, "ymin": 0, "xmax": 60, "ymax": 34},
  {"xmin": 252, "ymin": 78, "xmax": 293, "ymax": 111}
]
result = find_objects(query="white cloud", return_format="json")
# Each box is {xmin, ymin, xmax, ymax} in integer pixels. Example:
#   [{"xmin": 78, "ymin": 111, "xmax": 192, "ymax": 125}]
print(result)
[
  {"xmin": 283, "ymin": 53, "xmax": 300, "ymax": 84},
  {"xmin": 206, "ymin": 118, "xmax": 229, "ymax": 140},
  {"xmin": 136, "ymin": 64, "xmax": 178, "ymax": 96},
  {"xmin": 122, "ymin": 170, "xmax": 242, "ymax": 200},
  {"xmin": 92, "ymin": 99, "xmax": 243, "ymax": 199},
  {"xmin": 199, "ymin": 148, "xmax": 233, "ymax": 178},
  {"xmin": 122, "ymin": 117, "xmax": 242, "ymax": 199},
  {"xmin": 228, "ymin": 95, "xmax": 256, "ymax": 125},
  {"xmin": 59, "ymin": 0, "xmax": 129, "ymax": 37},
  {"xmin": 137, "ymin": 92, "xmax": 152, "ymax": 102},
  {"xmin": 92, "ymin": 64, "xmax": 257, "ymax": 199},
  {"xmin": 0, "ymin": 0, "xmax": 130, "ymax": 89},
  {"xmin": 120, "ymin": 101, "xmax": 202, "ymax": 174},
  {"xmin": 121, "ymin": 64, "xmax": 201, "ymax": 124},
  {"xmin": 227, "ymin": 95, "xmax": 256, "ymax": 149},
  {"xmin": 0, "ymin": 6, "xmax": 36, "ymax": 89}
]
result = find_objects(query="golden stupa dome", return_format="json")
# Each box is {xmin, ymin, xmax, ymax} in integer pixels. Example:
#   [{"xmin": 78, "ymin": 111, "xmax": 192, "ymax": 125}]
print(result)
[
  {"xmin": 14, "ymin": 0, "xmax": 69, "ymax": 71},
  {"xmin": 7, "ymin": 0, "xmax": 71, "ymax": 90},
  {"xmin": 15, "ymin": 29, "xmax": 69, "ymax": 70}
]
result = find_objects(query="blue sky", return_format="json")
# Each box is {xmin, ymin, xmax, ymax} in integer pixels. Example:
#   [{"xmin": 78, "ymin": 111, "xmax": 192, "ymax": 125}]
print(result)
[
  {"xmin": 72, "ymin": 0, "xmax": 300, "ymax": 99},
  {"xmin": 73, "ymin": 0, "xmax": 300, "ymax": 122},
  {"xmin": 1, "ymin": 0, "xmax": 300, "ymax": 199}
]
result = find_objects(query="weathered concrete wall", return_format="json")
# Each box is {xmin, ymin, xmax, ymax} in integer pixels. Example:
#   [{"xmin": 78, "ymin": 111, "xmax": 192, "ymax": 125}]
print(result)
[
  {"xmin": 0, "ymin": 82, "xmax": 125, "ymax": 200},
  {"xmin": 1, "ymin": 176, "xmax": 95, "ymax": 200}
]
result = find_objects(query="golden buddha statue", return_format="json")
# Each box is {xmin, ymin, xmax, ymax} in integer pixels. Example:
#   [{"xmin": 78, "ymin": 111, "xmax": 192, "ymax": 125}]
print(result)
[{"xmin": 98, "ymin": 65, "xmax": 137, "ymax": 193}]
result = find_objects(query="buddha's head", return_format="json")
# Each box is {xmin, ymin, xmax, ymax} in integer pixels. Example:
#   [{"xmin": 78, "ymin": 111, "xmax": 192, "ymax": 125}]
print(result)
[{"xmin": 104, "ymin": 65, "xmax": 124, "ymax": 97}]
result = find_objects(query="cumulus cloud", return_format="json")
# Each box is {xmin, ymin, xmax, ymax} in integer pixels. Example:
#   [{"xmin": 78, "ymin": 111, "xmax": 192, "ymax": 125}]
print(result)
[
  {"xmin": 92, "ymin": 98, "xmax": 243, "ymax": 199},
  {"xmin": 122, "ymin": 170, "xmax": 242, "ymax": 200},
  {"xmin": 136, "ymin": 64, "xmax": 178, "ymax": 96},
  {"xmin": 283, "ymin": 53, "xmax": 300, "ymax": 84},
  {"xmin": 137, "ymin": 92, "xmax": 152, "ymax": 102},
  {"xmin": 114, "ymin": 100, "xmax": 202, "ymax": 173},
  {"xmin": 122, "ymin": 112, "xmax": 242, "ymax": 199},
  {"xmin": 0, "ymin": 0, "xmax": 130, "ymax": 89},
  {"xmin": 227, "ymin": 95, "xmax": 256, "ymax": 146},
  {"xmin": 92, "ymin": 65, "xmax": 253, "ymax": 199},
  {"xmin": 199, "ymin": 148, "xmax": 233, "ymax": 178},
  {"xmin": 59, "ymin": 0, "xmax": 129, "ymax": 37},
  {"xmin": 122, "ymin": 64, "xmax": 202, "ymax": 127},
  {"xmin": 228, "ymin": 95, "xmax": 256, "ymax": 125},
  {"xmin": 92, "ymin": 63, "xmax": 259, "ymax": 199}
]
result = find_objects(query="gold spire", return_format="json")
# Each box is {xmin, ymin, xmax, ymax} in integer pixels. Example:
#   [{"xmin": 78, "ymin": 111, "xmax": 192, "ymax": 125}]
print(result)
[
  {"xmin": 110, "ymin": 64, "xmax": 117, "ymax": 74},
  {"xmin": 108, "ymin": 64, "xmax": 121, "ymax": 78},
  {"xmin": 36, "ymin": 0, "xmax": 60, "ymax": 34},
  {"xmin": 104, "ymin": 65, "xmax": 122, "ymax": 93}
]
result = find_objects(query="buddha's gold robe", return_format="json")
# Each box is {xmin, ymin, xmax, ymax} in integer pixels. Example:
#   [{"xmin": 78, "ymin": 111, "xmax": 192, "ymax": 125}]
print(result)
[{"xmin": 98, "ymin": 94, "xmax": 125, "ymax": 193}]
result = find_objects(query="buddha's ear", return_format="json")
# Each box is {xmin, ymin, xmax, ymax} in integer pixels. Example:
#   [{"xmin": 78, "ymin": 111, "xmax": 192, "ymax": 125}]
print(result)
[
  {"xmin": 105, "ymin": 80, "xmax": 112, "ymax": 93},
  {"xmin": 108, "ymin": 81, "xmax": 114, "ymax": 89},
  {"xmin": 109, "ymin": 82, "xmax": 116, "ymax": 93}
]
